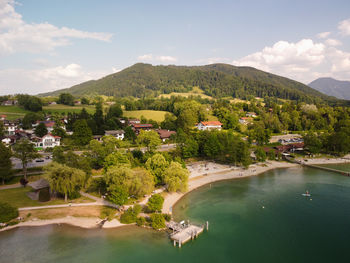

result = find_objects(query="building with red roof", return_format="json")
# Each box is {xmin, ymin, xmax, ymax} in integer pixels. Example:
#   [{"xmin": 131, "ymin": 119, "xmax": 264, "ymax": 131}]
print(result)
[{"xmin": 196, "ymin": 121, "xmax": 222, "ymax": 131}]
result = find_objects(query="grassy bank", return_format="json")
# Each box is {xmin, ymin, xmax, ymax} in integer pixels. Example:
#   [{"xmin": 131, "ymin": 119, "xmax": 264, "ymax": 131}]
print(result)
[{"xmin": 123, "ymin": 110, "xmax": 172, "ymax": 122}]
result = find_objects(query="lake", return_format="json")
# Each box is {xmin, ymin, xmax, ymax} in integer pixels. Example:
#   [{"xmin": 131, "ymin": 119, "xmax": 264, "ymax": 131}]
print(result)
[{"xmin": 1, "ymin": 165, "xmax": 350, "ymax": 263}]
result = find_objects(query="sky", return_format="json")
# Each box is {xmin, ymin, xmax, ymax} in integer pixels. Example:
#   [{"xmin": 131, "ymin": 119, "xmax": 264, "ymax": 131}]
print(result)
[{"xmin": 0, "ymin": 0, "xmax": 350, "ymax": 95}]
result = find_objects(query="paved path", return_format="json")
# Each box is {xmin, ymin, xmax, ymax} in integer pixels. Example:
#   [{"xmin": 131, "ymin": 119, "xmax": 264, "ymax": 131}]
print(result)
[{"xmin": 0, "ymin": 183, "xmax": 22, "ymax": 190}]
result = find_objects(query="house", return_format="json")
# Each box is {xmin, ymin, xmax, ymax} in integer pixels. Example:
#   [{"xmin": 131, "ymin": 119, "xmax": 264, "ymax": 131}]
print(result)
[
  {"xmin": 195, "ymin": 121, "xmax": 222, "ymax": 130},
  {"xmin": 34, "ymin": 133, "xmax": 61, "ymax": 149},
  {"xmin": 1, "ymin": 100, "xmax": 17, "ymax": 106},
  {"xmin": 105, "ymin": 130, "xmax": 125, "ymax": 140},
  {"xmin": 4, "ymin": 123, "xmax": 17, "ymax": 135},
  {"xmin": 133, "ymin": 124, "xmax": 153, "ymax": 134},
  {"xmin": 157, "ymin": 129, "xmax": 176, "ymax": 142},
  {"xmin": 49, "ymin": 101, "xmax": 57, "ymax": 105},
  {"xmin": 128, "ymin": 119, "xmax": 140, "ymax": 125},
  {"xmin": 93, "ymin": 135, "xmax": 103, "ymax": 142},
  {"xmin": 118, "ymin": 118, "xmax": 126, "ymax": 124},
  {"xmin": 27, "ymin": 179, "xmax": 51, "ymax": 201},
  {"xmin": 74, "ymin": 100, "xmax": 81, "ymax": 105},
  {"xmin": 246, "ymin": 112, "xmax": 257, "ymax": 118},
  {"xmin": 0, "ymin": 115, "xmax": 6, "ymax": 120},
  {"xmin": 33, "ymin": 121, "xmax": 59, "ymax": 132},
  {"xmin": 1, "ymin": 137, "xmax": 11, "ymax": 145},
  {"xmin": 239, "ymin": 117, "xmax": 252, "ymax": 125}
]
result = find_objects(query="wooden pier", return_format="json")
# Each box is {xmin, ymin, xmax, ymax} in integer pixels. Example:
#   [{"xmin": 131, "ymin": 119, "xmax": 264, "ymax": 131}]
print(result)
[{"xmin": 167, "ymin": 220, "xmax": 208, "ymax": 247}]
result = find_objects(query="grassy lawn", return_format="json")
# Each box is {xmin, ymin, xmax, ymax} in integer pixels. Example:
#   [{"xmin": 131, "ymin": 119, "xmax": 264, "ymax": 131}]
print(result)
[
  {"xmin": 0, "ymin": 187, "xmax": 93, "ymax": 208},
  {"xmin": 123, "ymin": 110, "xmax": 172, "ymax": 122},
  {"xmin": 0, "ymin": 106, "xmax": 30, "ymax": 120},
  {"xmin": 42, "ymin": 104, "xmax": 95, "ymax": 114},
  {"xmin": 158, "ymin": 87, "xmax": 214, "ymax": 100}
]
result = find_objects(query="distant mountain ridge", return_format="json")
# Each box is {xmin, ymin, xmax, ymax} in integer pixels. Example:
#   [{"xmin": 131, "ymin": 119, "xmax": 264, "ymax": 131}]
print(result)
[
  {"xmin": 40, "ymin": 63, "xmax": 338, "ymax": 104},
  {"xmin": 308, "ymin": 77, "xmax": 350, "ymax": 100}
]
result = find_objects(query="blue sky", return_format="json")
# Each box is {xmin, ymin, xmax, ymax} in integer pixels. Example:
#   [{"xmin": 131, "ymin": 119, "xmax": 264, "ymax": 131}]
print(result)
[{"xmin": 0, "ymin": 0, "xmax": 350, "ymax": 95}]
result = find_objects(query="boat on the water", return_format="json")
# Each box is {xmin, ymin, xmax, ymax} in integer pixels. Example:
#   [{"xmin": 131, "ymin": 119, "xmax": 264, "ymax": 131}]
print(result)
[{"xmin": 302, "ymin": 190, "xmax": 311, "ymax": 197}]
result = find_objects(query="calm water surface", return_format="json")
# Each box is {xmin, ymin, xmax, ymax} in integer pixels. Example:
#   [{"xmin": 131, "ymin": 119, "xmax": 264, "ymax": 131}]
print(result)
[{"xmin": 1, "ymin": 165, "xmax": 350, "ymax": 263}]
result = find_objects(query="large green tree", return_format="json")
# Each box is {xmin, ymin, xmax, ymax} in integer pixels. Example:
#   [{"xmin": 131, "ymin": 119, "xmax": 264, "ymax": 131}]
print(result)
[
  {"xmin": 0, "ymin": 143, "xmax": 12, "ymax": 184},
  {"xmin": 136, "ymin": 130, "xmax": 161, "ymax": 152},
  {"xmin": 58, "ymin": 93, "xmax": 74, "ymax": 106},
  {"xmin": 145, "ymin": 153, "xmax": 169, "ymax": 185},
  {"xmin": 13, "ymin": 139, "xmax": 40, "ymax": 180},
  {"xmin": 45, "ymin": 162, "xmax": 86, "ymax": 202},
  {"xmin": 163, "ymin": 161, "xmax": 189, "ymax": 192},
  {"xmin": 34, "ymin": 122, "xmax": 48, "ymax": 137},
  {"xmin": 73, "ymin": 119, "xmax": 92, "ymax": 145}
]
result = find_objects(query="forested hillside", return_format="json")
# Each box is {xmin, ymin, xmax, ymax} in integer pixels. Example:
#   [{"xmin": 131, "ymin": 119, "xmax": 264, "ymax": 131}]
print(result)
[{"xmin": 41, "ymin": 63, "xmax": 338, "ymax": 104}]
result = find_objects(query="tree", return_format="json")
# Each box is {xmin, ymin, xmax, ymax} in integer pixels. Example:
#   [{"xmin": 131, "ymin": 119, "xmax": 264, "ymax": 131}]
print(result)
[
  {"xmin": 22, "ymin": 112, "xmax": 43, "ymax": 129},
  {"xmin": 0, "ymin": 142, "xmax": 12, "ymax": 184},
  {"xmin": 17, "ymin": 94, "xmax": 42, "ymax": 112},
  {"xmin": 0, "ymin": 202, "xmax": 18, "ymax": 223},
  {"xmin": 45, "ymin": 162, "xmax": 86, "ymax": 202},
  {"xmin": 13, "ymin": 139, "xmax": 40, "ymax": 180},
  {"xmin": 34, "ymin": 122, "xmax": 48, "ymax": 137},
  {"xmin": 145, "ymin": 153, "xmax": 169, "ymax": 185},
  {"xmin": 94, "ymin": 101, "xmax": 105, "ymax": 135},
  {"xmin": 73, "ymin": 119, "xmax": 92, "ymax": 146},
  {"xmin": 136, "ymin": 130, "xmax": 161, "ymax": 152},
  {"xmin": 58, "ymin": 93, "xmax": 74, "ymax": 106},
  {"xmin": 124, "ymin": 126, "xmax": 136, "ymax": 142},
  {"xmin": 106, "ymin": 104, "xmax": 123, "ymax": 119},
  {"xmin": 128, "ymin": 168, "xmax": 154, "ymax": 198},
  {"xmin": 81, "ymin": 97, "xmax": 89, "ymax": 105},
  {"xmin": 303, "ymin": 133, "xmax": 323, "ymax": 154},
  {"xmin": 0, "ymin": 121, "xmax": 4, "ymax": 137},
  {"xmin": 147, "ymin": 194, "xmax": 164, "ymax": 212},
  {"xmin": 104, "ymin": 151, "xmax": 131, "ymax": 169},
  {"xmin": 255, "ymin": 147, "xmax": 266, "ymax": 162},
  {"xmin": 163, "ymin": 161, "xmax": 189, "ymax": 192},
  {"xmin": 150, "ymin": 213, "xmax": 165, "ymax": 230}
]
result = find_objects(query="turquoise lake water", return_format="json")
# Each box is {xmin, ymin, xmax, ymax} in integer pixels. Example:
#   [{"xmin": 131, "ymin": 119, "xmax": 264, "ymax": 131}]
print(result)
[{"xmin": 1, "ymin": 165, "xmax": 350, "ymax": 263}]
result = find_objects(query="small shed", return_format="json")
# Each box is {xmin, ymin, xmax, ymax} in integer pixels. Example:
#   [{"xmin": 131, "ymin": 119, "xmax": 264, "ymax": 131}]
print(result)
[{"xmin": 27, "ymin": 179, "xmax": 51, "ymax": 202}]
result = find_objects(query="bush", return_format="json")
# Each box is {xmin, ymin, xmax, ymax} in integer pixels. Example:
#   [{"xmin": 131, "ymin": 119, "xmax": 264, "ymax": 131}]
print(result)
[
  {"xmin": 147, "ymin": 194, "xmax": 164, "ymax": 213},
  {"xmin": 162, "ymin": 213, "xmax": 171, "ymax": 222},
  {"xmin": 136, "ymin": 216, "xmax": 146, "ymax": 226},
  {"xmin": 0, "ymin": 202, "xmax": 19, "ymax": 223},
  {"xmin": 150, "ymin": 213, "xmax": 165, "ymax": 230},
  {"xmin": 120, "ymin": 205, "xmax": 141, "ymax": 224},
  {"xmin": 100, "ymin": 207, "xmax": 116, "ymax": 221},
  {"xmin": 38, "ymin": 188, "xmax": 51, "ymax": 202}
]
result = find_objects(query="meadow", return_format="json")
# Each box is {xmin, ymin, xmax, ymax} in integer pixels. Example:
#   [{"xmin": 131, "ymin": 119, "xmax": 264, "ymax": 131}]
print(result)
[{"xmin": 123, "ymin": 110, "xmax": 171, "ymax": 122}]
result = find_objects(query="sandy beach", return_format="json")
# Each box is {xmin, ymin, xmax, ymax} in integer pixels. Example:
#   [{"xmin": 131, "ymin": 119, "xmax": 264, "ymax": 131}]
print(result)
[{"xmin": 296, "ymin": 154, "xmax": 350, "ymax": 165}]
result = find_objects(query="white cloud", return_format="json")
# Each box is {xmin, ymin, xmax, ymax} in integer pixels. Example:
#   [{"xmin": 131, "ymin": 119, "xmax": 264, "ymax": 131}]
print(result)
[
  {"xmin": 137, "ymin": 54, "xmax": 153, "ymax": 61},
  {"xmin": 317, "ymin": 31, "xmax": 331, "ymax": 39},
  {"xmin": 156, "ymin": 55, "xmax": 177, "ymax": 62},
  {"xmin": 0, "ymin": 63, "xmax": 113, "ymax": 95},
  {"xmin": 232, "ymin": 37, "xmax": 350, "ymax": 83},
  {"xmin": 324, "ymin": 38, "xmax": 342, "ymax": 46},
  {"xmin": 137, "ymin": 54, "xmax": 177, "ymax": 63},
  {"xmin": 0, "ymin": 0, "xmax": 112, "ymax": 55},
  {"xmin": 338, "ymin": 18, "xmax": 350, "ymax": 36}
]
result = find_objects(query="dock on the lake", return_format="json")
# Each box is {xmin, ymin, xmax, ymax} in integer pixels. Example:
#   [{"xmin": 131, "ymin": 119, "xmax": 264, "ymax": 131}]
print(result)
[
  {"xmin": 302, "ymin": 163, "xmax": 350, "ymax": 176},
  {"xmin": 167, "ymin": 220, "xmax": 208, "ymax": 247}
]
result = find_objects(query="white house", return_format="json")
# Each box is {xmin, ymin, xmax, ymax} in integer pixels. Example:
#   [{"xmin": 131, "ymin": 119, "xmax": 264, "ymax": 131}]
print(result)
[
  {"xmin": 1, "ymin": 137, "xmax": 11, "ymax": 145},
  {"xmin": 105, "ymin": 130, "xmax": 125, "ymax": 140},
  {"xmin": 196, "ymin": 121, "xmax": 222, "ymax": 130},
  {"xmin": 4, "ymin": 124, "xmax": 17, "ymax": 135},
  {"xmin": 35, "ymin": 134, "xmax": 61, "ymax": 149}
]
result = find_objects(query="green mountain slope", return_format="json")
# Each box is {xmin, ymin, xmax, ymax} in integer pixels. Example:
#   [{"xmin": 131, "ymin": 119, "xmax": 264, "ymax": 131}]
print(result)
[{"xmin": 40, "ymin": 63, "xmax": 337, "ymax": 103}]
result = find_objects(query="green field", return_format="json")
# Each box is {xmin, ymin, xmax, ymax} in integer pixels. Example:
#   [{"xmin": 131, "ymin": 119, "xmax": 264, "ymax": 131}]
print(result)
[
  {"xmin": 123, "ymin": 110, "xmax": 171, "ymax": 122},
  {"xmin": 42, "ymin": 104, "xmax": 95, "ymax": 114},
  {"xmin": 158, "ymin": 86, "xmax": 214, "ymax": 100},
  {"xmin": 0, "ymin": 106, "xmax": 30, "ymax": 120}
]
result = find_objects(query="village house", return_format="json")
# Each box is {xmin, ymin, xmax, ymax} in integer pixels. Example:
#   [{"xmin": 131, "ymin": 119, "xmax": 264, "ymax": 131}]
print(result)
[
  {"xmin": 239, "ymin": 117, "xmax": 252, "ymax": 125},
  {"xmin": 105, "ymin": 130, "xmax": 125, "ymax": 140},
  {"xmin": 133, "ymin": 124, "xmax": 153, "ymax": 134},
  {"xmin": 246, "ymin": 112, "xmax": 257, "ymax": 118},
  {"xmin": 3, "ymin": 123, "xmax": 17, "ymax": 135},
  {"xmin": 33, "ymin": 121, "xmax": 56, "ymax": 133},
  {"xmin": 128, "ymin": 119, "xmax": 141, "ymax": 125},
  {"xmin": 33, "ymin": 133, "xmax": 61, "ymax": 149},
  {"xmin": 195, "ymin": 121, "xmax": 222, "ymax": 131},
  {"xmin": 157, "ymin": 129, "xmax": 176, "ymax": 142},
  {"xmin": 1, "ymin": 100, "xmax": 18, "ymax": 106},
  {"xmin": 27, "ymin": 179, "xmax": 51, "ymax": 201},
  {"xmin": 0, "ymin": 114, "xmax": 6, "ymax": 121}
]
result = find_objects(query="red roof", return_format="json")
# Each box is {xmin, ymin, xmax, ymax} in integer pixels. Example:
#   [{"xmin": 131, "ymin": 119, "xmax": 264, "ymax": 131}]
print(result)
[
  {"xmin": 199, "ymin": 121, "xmax": 222, "ymax": 126},
  {"xmin": 157, "ymin": 129, "xmax": 176, "ymax": 139},
  {"xmin": 133, "ymin": 124, "xmax": 153, "ymax": 128}
]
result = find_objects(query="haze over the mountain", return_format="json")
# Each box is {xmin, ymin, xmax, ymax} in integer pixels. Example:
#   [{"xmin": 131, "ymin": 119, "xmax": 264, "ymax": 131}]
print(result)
[
  {"xmin": 41, "ymin": 63, "xmax": 336, "ymax": 104},
  {"xmin": 308, "ymin": 77, "xmax": 350, "ymax": 100}
]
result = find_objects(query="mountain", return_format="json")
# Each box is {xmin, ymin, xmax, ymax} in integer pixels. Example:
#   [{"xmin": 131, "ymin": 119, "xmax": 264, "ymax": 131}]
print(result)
[
  {"xmin": 40, "ymin": 63, "xmax": 338, "ymax": 104},
  {"xmin": 308, "ymin": 77, "xmax": 350, "ymax": 100}
]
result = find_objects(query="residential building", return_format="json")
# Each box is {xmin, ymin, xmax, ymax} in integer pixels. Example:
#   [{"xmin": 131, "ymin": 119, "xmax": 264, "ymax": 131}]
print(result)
[
  {"xmin": 1, "ymin": 100, "xmax": 18, "ymax": 106},
  {"xmin": 133, "ymin": 124, "xmax": 153, "ymax": 134},
  {"xmin": 246, "ymin": 112, "xmax": 257, "ymax": 118},
  {"xmin": 128, "ymin": 119, "xmax": 140, "ymax": 125},
  {"xmin": 196, "ymin": 121, "xmax": 222, "ymax": 130},
  {"xmin": 4, "ymin": 123, "xmax": 17, "ymax": 135},
  {"xmin": 239, "ymin": 117, "xmax": 252, "ymax": 125},
  {"xmin": 0, "ymin": 115, "xmax": 6, "ymax": 121},
  {"xmin": 157, "ymin": 129, "xmax": 176, "ymax": 142},
  {"xmin": 105, "ymin": 130, "xmax": 125, "ymax": 140},
  {"xmin": 33, "ymin": 133, "xmax": 61, "ymax": 149}
]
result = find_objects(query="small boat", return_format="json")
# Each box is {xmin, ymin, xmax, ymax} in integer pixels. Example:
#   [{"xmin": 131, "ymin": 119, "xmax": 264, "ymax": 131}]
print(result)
[{"xmin": 302, "ymin": 190, "xmax": 311, "ymax": 197}]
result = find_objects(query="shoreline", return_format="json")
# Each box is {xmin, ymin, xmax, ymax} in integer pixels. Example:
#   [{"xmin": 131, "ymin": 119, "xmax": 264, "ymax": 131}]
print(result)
[
  {"xmin": 162, "ymin": 160, "xmax": 298, "ymax": 214},
  {"xmin": 2, "ymin": 156, "xmax": 349, "ymax": 233}
]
